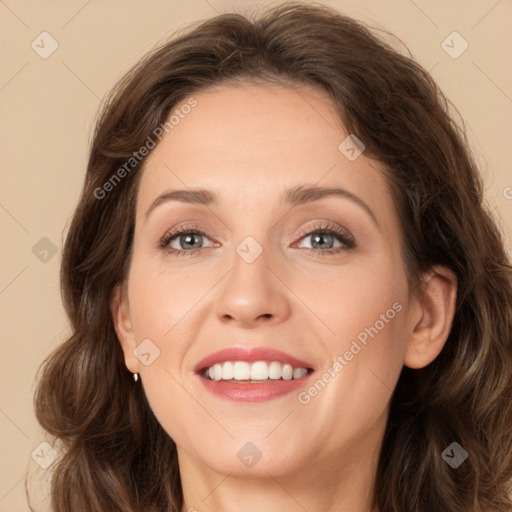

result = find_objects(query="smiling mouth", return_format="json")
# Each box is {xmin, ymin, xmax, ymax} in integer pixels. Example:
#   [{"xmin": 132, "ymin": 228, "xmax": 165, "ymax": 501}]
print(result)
[{"xmin": 200, "ymin": 360, "xmax": 313, "ymax": 382}]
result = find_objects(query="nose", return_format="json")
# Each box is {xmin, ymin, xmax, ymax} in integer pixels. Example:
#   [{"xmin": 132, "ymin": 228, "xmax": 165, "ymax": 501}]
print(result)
[{"xmin": 214, "ymin": 242, "xmax": 291, "ymax": 328}]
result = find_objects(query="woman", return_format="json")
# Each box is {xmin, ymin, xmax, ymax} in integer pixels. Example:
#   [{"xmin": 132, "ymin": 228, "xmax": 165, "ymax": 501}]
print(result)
[{"xmin": 32, "ymin": 2, "xmax": 512, "ymax": 511}]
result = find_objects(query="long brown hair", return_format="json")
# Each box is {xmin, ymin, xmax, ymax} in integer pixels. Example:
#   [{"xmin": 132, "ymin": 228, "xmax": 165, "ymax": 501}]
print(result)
[{"xmin": 31, "ymin": 2, "xmax": 512, "ymax": 511}]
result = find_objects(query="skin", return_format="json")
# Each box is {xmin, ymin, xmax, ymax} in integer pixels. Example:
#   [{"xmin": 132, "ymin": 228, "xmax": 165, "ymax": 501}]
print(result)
[{"xmin": 112, "ymin": 83, "xmax": 457, "ymax": 512}]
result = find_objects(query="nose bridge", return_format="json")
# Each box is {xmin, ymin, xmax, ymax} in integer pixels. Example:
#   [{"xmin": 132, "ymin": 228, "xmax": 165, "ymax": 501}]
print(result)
[
  {"xmin": 230, "ymin": 231, "xmax": 275, "ymax": 298},
  {"xmin": 214, "ymin": 227, "xmax": 290, "ymax": 325}
]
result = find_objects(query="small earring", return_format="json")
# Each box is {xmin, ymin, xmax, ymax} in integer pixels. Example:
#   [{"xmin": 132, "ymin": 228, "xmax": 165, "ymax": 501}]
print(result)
[{"xmin": 133, "ymin": 373, "xmax": 139, "ymax": 382}]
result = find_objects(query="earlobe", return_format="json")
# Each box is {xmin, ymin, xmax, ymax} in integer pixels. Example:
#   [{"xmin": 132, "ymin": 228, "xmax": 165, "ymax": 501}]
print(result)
[
  {"xmin": 110, "ymin": 284, "xmax": 140, "ymax": 374},
  {"xmin": 404, "ymin": 266, "xmax": 458, "ymax": 369}
]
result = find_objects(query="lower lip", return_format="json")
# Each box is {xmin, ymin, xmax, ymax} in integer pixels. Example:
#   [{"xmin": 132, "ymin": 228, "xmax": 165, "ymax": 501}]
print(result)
[{"xmin": 198, "ymin": 374, "xmax": 313, "ymax": 402}]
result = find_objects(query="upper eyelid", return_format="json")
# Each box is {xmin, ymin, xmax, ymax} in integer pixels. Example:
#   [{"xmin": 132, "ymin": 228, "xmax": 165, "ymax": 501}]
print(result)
[{"xmin": 163, "ymin": 221, "xmax": 349, "ymax": 237}]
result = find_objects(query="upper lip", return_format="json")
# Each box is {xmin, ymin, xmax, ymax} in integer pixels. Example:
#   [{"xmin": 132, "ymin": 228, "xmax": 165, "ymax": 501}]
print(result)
[{"xmin": 194, "ymin": 347, "xmax": 315, "ymax": 373}]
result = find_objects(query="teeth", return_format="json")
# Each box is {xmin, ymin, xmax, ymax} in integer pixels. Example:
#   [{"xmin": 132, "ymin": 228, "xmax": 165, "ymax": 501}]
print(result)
[
  {"xmin": 233, "ymin": 361, "xmax": 251, "ymax": 380},
  {"xmin": 268, "ymin": 361, "xmax": 282, "ymax": 379},
  {"xmin": 250, "ymin": 361, "xmax": 269, "ymax": 380},
  {"xmin": 282, "ymin": 364, "xmax": 293, "ymax": 381},
  {"xmin": 213, "ymin": 363, "xmax": 223, "ymax": 381},
  {"xmin": 202, "ymin": 361, "xmax": 309, "ymax": 381},
  {"xmin": 293, "ymin": 367, "xmax": 308, "ymax": 379},
  {"xmin": 222, "ymin": 361, "xmax": 234, "ymax": 380}
]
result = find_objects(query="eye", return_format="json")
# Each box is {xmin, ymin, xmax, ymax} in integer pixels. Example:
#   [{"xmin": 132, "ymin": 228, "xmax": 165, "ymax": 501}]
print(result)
[
  {"xmin": 159, "ymin": 221, "xmax": 355, "ymax": 257},
  {"xmin": 293, "ymin": 222, "xmax": 355, "ymax": 256},
  {"xmin": 159, "ymin": 224, "xmax": 217, "ymax": 256}
]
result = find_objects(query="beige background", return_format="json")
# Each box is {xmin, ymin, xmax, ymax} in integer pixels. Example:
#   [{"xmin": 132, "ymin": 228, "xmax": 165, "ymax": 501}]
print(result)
[{"xmin": 1, "ymin": 0, "xmax": 511, "ymax": 510}]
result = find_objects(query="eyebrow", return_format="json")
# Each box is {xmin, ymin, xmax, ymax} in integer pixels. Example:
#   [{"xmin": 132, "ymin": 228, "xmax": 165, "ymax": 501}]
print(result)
[{"xmin": 144, "ymin": 185, "xmax": 379, "ymax": 228}]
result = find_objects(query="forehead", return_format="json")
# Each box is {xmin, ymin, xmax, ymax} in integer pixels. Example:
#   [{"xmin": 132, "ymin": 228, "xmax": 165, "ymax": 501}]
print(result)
[{"xmin": 137, "ymin": 83, "xmax": 390, "ymax": 219}]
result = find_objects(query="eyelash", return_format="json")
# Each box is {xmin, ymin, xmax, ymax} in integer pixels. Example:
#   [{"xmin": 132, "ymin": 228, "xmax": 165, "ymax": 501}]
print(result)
[{"xmin": 159, "ymin": 222, "xmax": 356, "ymax": 258}]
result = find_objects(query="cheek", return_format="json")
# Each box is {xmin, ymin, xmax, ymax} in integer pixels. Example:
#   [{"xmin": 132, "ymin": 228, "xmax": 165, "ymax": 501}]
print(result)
[
  {"xmin": 329, "ymin": 263, "xmax": 407, "ymax": 373},
  {"xmin": 302, "ymin": 260, "xmax": 407, "ymax": 426},
  {"xmin": 125, "ymin": 264, "xmax": 199, "ymax": 441},
  {"xmin": 293, "ymin": 251, "xmax": 407, "ymax": 355},
  {"xmin": 126, "ymin": 257, "xmax": 205, "ymax": 342}
]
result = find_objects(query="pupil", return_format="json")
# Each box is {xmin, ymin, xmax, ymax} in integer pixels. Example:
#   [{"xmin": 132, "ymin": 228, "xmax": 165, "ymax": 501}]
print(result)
[
  {"xmin": 182, "ymin": 234, "xmax": 201, "ymax": 249},
  {"xmin": 312, "ymin": 233, "xmax": 332, "ymax": 249}
]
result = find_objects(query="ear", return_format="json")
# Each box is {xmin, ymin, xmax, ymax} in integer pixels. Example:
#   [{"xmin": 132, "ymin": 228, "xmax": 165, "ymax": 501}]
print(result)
[
  {"xmin": 110, "ymin": 284, "xmax": 140, "ymax": 374},
  {"xmin": 404, "ymin": 265, "xmax": 457, "ymax": 369}
]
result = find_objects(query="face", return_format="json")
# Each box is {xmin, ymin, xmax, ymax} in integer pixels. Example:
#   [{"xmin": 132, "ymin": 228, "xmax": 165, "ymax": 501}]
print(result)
[{"xmin": 114, "ymin": 83, "xmax": 414, "ymax": 480}]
